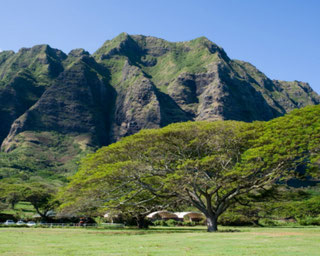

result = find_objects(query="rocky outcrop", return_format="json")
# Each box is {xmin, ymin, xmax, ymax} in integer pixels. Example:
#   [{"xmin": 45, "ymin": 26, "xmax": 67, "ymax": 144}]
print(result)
[
  {"xmin": 0, "ymin": 71, "xmax": 44, "ymax": 143},
  {"xmin": 0, "ymin": 33, "xmax": 319, "ymax": 175},
  {"xmin": 1, "ymin": 54, "xmax": 113, "ymax": 151}
]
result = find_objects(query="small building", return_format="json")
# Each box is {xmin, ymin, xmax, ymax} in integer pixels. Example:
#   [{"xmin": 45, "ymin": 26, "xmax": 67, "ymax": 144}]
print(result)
[
  {"xmin": 174, "ymin": 212, "xmax": 205, "ymax": 222},
  {"xmin": 146, "ymin": 211, "xmax": 179, "ymax": 221},
  {"xmin": 33, "ymin": 210, "xmax": 56, "ymax": 219},
  {"xmin": 103, "ymin": 212, "xmax": 123, "ymax": 223}
]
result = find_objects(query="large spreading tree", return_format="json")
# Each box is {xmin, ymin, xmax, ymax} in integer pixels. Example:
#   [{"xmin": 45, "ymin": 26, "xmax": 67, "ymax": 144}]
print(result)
[{"xmin": 60, "ymin": 105, "xmax": 320, "ymax": 232}]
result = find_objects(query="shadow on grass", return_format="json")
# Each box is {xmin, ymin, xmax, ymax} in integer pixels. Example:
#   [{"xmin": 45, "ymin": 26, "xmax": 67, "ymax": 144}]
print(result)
[
  {"xmin": 258, "ymin": 225, "xmax": 320, "ymax": 229},
  {"xmin": 87, "ymin": 226, "xmax": 242, "ymax": 235},
  {"xmin": 149, "ymin": 227, "xmax": 240, "ymax": 232}
]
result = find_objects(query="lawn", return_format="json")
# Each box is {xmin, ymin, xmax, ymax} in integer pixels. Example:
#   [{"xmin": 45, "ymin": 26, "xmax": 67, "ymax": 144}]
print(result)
[
  {"xmin": 1, "ymin": 201, "xmax": 36, "ymax": 218},
  {"xmin": 0, "ymin": 226, "xmax": 319, "ymax": 256}
]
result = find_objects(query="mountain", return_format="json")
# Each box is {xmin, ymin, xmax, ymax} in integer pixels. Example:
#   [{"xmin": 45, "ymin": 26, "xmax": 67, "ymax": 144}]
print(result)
[{"xmin": 0, "ymin": 33, "xmax": 319, "ymax": 179}]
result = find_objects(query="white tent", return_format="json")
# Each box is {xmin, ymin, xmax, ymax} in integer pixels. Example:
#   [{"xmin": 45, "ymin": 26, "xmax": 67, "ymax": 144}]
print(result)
[
  {"xmin": 146, "ymin": 211, "xmax": 178, "ymax": 220},
  {"xmin": 174, "ymin": 212, "xmax": 205, "ymax": 221}
]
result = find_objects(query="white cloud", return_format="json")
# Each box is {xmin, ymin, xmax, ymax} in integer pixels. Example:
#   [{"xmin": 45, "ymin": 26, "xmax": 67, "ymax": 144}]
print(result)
[{"xmin": 0, "ymin": 48, "xmax": 2, "ymax": 52}]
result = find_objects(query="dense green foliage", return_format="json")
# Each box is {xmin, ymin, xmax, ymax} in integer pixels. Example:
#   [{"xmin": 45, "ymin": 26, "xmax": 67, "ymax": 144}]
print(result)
[
  {"xmin": 251, "ymin": 105, "xmax": 320, "ymax": 179},
  {"xmin": 60, "ymin": 105, "xmax": 320, "ymax": 231},
  {"xmin": 0, "ymin": 131, "xmax": 93, "ymax": 181},
  {"xmin": 0, "ymin": 178, "xmax": 60, "ymax": 220}
]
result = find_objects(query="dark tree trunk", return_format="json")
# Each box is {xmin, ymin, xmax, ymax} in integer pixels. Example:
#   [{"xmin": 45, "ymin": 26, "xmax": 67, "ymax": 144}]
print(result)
[
  {"xmin": 136, "ymin": 215, "xmax": 149, "ymax": 229},
  {"xmin": 206, "ymin": 215, "xmax": 218, "ymax": 232},
  {"xmin": 252, "ymin": 219, "xmax": 263, "ymax": 227},
  {"xmin": 34, "ymin": 207, "xmax": 49, "ymax": 222}
]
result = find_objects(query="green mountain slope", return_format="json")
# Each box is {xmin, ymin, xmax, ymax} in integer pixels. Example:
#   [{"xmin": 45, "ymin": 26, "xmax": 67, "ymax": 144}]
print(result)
[{"xmin": 0, "ymin": 33, "xmax": 319, "ymax": 180}]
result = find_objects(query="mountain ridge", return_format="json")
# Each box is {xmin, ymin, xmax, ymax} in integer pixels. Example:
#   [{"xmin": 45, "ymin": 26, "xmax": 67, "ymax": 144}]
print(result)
[{"xmin": 0, "ymin": 33, "xmax": 319, "ymax": 178}]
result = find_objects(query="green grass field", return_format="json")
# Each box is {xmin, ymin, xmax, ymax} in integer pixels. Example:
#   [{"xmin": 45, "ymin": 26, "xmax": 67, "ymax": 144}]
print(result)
[
  {"xmin": 0, "ymin": 226, "xmax": 319, "ymax": 256},
  {"xmin": 1, "ymin": 201, "xmax": 36, "ymax": 218}
]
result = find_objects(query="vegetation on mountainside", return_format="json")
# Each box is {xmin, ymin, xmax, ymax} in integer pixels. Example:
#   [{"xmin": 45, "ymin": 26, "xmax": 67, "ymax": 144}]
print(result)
[
  {"xmin": 93, "ymin": 34, "xmax": 223, "ymax": 91},
  {"xmin": 0, "ymin": 34, "xmax": 319, "ymax": 182},
  {"xmin": 0, "ymin": 131, "xmax": 93, "ymax": 181},
  {"xmin": 0, "ymin": 45, "xmax": 66, "ymax": 86}
]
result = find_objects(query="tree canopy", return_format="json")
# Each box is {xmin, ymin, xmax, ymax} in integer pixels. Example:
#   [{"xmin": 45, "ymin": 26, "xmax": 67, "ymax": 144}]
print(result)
[
  {"xmin": 60, "ymin": 105, "xmax": 320, "ymax": 231},
  {"xmin": 0, "ymin": 178, "xmax": 60, "ymax": 220}
]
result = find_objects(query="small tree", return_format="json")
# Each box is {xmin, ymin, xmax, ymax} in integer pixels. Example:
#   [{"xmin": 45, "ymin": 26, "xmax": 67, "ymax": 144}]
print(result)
[
  {"xmin": 5, "ymin": 185, "xmax": 25, "ymax": 209},
  {"xmin": 24, "ymin": 183, "xmax": 58, "ymax": 221},
  {"xmin": 0, "ymin": 181, "xmax": 26, "ymax": 209}
]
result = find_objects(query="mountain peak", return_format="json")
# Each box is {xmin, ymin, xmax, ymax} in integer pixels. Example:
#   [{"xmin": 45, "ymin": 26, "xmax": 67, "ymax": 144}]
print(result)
[
  {"xmin": 68, "ymin": 48, "xmax": 90, "ymax": 57},
  {"xmin": 0, "ymin": 34, "xmax": 319, "ymax": 177}
]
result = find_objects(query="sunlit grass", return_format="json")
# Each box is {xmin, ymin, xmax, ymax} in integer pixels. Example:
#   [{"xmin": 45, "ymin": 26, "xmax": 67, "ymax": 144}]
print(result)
[{"xmin": 0, "ymin": 226, "xmax": 319, "ymax": 255}]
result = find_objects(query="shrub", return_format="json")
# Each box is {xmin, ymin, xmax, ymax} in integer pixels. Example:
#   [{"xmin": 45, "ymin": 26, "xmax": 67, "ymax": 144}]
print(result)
[
  {"xmin": 165, "ymin": 219, "xmax": 179, "ymax": 227},
  {"xmin": 297, "ymin": 216, "xmax": 320, "ymax": 226},
  {"xmin": 259, "ymin": 219, "xmax": 279, "ymax": 227},
  {"xmin": 219, "ymin": 214, "xmax": 257, "ymax": 226},
  {"xmin": 153, "ymin": 220, "xmax": 167, "ymax": 226},
  {"xmin": 198, "ymin": 219, "xmax": 206, "ymax": 226},
  {"xmin": 182, "ymin": 221, "xmax": 196, "ymax": 226}
]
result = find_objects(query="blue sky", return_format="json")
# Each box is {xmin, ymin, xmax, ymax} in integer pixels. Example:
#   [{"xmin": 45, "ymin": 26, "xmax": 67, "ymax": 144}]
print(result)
[{"xmin": 1, "ymin": 0, "xmax": 319, "ymax": 93}]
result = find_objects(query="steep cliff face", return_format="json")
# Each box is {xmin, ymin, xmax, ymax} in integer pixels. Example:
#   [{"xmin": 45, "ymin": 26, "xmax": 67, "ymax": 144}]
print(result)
[
  {"xmin": 0, "ymin": 71, "xmax": 44, "ymax": 143},
  {"xmin": 110, "ymin": 67, "xmax": 161, "ymax": 141},
  {"xmin": 93, "ymin": 33, "xmax": 319, "ymax": 141},
  {"xmin": 0, "ymin": 45, "xmax": 67, "ymax": 144},
  {"xmin": 0, "ymin": 33, "xmax": 319, "ymax": 176},
  {"xmin": 0, "ymin": 48, "xmax": 114, "ymax": 174},
  {"xmin": 2, "ymin": 60, "xmax": 112, "ymax": 151},
  {"xmin": 231, "ymin": 60, "xmax": 320, "ymax": 114}
]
